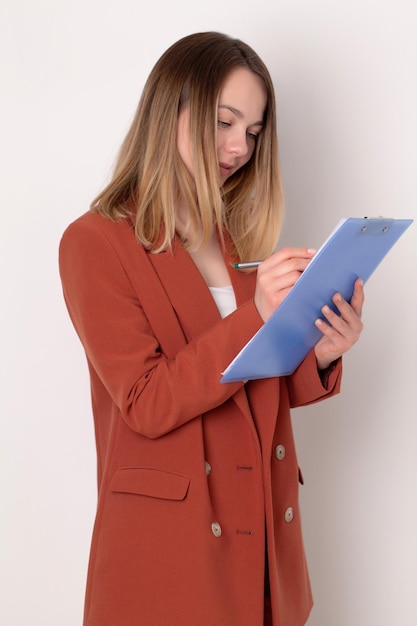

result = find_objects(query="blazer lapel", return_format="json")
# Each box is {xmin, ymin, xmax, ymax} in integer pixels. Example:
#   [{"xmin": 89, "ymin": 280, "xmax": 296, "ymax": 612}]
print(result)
[
  {"xmin": 148, "ymin": 237, "xmax": 259, "ymax": 336},
  {"xmin": 147, "ymin": 237, "xmax": 222, "ymax": 340}
]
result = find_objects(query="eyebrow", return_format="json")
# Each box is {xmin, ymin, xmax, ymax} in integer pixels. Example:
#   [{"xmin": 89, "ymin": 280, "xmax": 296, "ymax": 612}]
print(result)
[{"xmin": 218, "ymin": 104, "xmax": 264, "ymax": 127}]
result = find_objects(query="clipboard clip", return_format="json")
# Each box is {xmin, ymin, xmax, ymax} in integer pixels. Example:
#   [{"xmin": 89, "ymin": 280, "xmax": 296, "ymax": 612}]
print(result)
[{"xmin": 362, "ymin": 217, "xmax": 391, "ymax": 233}]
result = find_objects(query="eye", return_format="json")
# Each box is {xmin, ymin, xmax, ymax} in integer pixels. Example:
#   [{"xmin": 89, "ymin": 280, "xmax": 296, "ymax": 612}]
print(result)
[
  {"xmin": 217, "ymin": 119, "xmax": 231, "ymax": 129},
  {"xmin": 248, "ymin": 125, "xmax": 264, "ymax": 141}
]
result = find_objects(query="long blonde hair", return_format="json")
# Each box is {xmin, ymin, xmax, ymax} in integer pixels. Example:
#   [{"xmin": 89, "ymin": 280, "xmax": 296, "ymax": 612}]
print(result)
[{"xmin": 91, "ymin": 32, "xmax": 284, "ymax": 264}]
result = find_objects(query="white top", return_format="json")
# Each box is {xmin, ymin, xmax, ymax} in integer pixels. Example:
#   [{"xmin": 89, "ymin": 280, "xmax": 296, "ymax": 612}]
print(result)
[{"xmin": 208, "ymin": 285, "xmax": 237, "ymax": 318}]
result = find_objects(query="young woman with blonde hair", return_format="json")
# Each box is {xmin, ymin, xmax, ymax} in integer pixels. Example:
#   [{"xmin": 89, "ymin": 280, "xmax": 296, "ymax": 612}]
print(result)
[{"xmin": 60, "ymin": 31, "xmax": 364, "ymax": 626}]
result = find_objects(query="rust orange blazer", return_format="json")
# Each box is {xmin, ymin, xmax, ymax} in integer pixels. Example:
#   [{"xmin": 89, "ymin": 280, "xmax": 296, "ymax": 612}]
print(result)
[{"xmin": 59, "ymin": 211, "xmax": 342, "ymax": 626}]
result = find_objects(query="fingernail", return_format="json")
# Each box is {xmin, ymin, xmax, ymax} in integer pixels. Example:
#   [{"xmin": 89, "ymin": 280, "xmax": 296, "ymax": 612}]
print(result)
[{"xmin": 307, "ymin": 248, "xmax": 316, "ymax": 255}]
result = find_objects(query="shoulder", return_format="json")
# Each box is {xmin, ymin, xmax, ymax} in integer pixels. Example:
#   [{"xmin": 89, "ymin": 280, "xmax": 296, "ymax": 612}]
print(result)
[
  {"xmin": 59, "ymin": 211, "xmax": 141, "ymax": 260},
  {"xmin": 59, "ymin": 211, "xmax": 145, "ymax": 281},
  {"xmin": 61, "ymin": 211, "xmax": 134, "ymax": 245}
]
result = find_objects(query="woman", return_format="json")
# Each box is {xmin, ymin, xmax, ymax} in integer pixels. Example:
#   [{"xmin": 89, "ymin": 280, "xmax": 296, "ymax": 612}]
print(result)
[{"xmin": 59, "ymin": 32, "xmax": 364, "ymax": 626}]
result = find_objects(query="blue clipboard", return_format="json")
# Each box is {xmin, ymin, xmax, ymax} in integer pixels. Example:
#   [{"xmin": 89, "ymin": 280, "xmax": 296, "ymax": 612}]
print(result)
[{"xmin": 221, "ymin": 217, "xmax": 413, "ymax": 383}]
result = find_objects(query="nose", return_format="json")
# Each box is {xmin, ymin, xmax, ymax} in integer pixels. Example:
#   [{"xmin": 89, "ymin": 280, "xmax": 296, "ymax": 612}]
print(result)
[{"xmin": 225, "ymin": 127, "xmax": 250, "ymax": 158}]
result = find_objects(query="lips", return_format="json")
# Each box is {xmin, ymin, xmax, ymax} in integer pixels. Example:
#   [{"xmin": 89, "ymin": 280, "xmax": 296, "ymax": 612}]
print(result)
[{"xmin": 219, "ymin": 162, "xmax": 233, "ymax": 178}]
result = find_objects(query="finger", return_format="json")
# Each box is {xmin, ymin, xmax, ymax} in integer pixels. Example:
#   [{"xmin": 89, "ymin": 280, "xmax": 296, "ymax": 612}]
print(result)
[
  {"xmin": 314, "ymin": 316, "xmax": 356, "ymax": 358},
  {"xmin": 331, "ymin": 290, "xmax": 364, "ymax": 332},
  {"xmin": 349, "ymin": 278, "xmax": 365, "ymax": 317},
  {"xmin": 255, "ymin": 268, "xmax": 304, "ymax": 309},
  {"xmin": 258, "ymin": 251, "xmax": 315, "ymax": 283},
  {"xmin": 262, "ymin": 246, "xmax": 316, "ymax": 269},
  {"xmin": 314, "ymin": 316, "xmax": 350, "ymax": 349},
  {"xmin": 319, "ymin": 300, "xmax": 363, "ymax": 343}
]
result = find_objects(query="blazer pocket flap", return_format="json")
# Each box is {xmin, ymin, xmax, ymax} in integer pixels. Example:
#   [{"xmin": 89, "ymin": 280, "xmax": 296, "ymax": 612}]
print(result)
[{"xmin": 110, "ymin": 467, "xmax": 190, "ymax": 501}]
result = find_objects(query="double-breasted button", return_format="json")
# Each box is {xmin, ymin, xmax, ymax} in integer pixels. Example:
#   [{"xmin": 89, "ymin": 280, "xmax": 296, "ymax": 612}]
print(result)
[
  {"xmin": 284, "ymin": 507, "xmax": 294, "ymax": 523},
  {"xmin": 205, "ymin": 461, "xmax": 212, "ymax": 476},
  {"xmin": 211, "ymin": 522, "xmax": 222, "ymax": 537},
  {"xmin": 275, "ymin": 444, "xmax": 286, "ymax": 461}
]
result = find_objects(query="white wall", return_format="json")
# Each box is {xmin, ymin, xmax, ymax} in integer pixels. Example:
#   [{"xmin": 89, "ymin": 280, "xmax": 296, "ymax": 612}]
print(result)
[{"xmin": 1, "ymin": 1, "xmax": 416, "ymax": 624}]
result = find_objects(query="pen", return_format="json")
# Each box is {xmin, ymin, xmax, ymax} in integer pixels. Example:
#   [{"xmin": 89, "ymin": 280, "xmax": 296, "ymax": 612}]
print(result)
[{"xmin": 234, "ymin": 261, "xmax": 263, "ymax": 269}]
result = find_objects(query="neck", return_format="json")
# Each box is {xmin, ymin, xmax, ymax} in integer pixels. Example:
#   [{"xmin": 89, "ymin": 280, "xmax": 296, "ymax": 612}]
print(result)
[{"xmin": 187, "ymin": 230, "xmax": 231, "ymax": 288}]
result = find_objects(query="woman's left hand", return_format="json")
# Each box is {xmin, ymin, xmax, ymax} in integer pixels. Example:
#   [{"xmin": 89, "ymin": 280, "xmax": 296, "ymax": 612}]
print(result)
[{"xmin": 314, "ymin": 278, "xmax": 365, "ymax": 371}]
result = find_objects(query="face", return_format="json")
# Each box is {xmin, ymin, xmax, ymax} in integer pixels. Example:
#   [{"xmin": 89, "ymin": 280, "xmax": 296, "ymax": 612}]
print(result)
[{"xmin": 177, "ymin": 67, "xmax": 267, "ymax": 184}]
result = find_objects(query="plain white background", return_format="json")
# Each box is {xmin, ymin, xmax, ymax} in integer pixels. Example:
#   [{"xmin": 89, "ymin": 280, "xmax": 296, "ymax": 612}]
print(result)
[{"xmin": 1, "ymin": 0, "xmax": 416, "ymax": 624}]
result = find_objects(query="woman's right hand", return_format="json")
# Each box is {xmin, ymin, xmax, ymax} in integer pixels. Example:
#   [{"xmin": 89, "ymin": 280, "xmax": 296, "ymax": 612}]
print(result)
[{"xmin": 254, "ymin": 247, "xmax": 316, "ymax": 322}]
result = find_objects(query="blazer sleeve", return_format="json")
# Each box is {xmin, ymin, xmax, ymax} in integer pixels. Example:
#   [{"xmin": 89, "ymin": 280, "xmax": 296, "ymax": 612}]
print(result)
[
  {"xmin": 59, "ymin": 218, "xmax": 264, "ymax": 439},
  {"xmin": 286, "ymin": 349, "xmax": 342, "ymax": 408}
]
